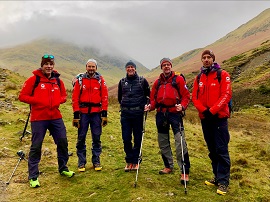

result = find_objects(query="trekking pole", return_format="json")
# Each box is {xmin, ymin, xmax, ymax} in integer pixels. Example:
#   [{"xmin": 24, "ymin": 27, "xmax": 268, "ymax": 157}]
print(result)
[
  {"xmin": 179, "ymin": 121, "xmax": 187, "ymax": 194},
  {"xmin": 6, "ymin": 150, "xmax": 28, "ymax": 185},
  {"xmin": 134, "ymin": 98, "xmax": 149, "ymax": 188},
  {"xmin": 20, "ymin": 111, "xmax": 30, "ymax": 142}
]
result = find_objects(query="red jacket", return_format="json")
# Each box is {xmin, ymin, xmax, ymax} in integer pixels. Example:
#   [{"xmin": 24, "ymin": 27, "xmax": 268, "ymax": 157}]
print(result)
[
  {"xmin": 72, "ymin": 72, "xmax": 108, "ymax": 113},
  {"xmin": 150, "ymin": 71, "xmax": 190, "ymax": 113},
  {"xmin": 192, "ymin": 67, "xmax": 232, "ymax": 119},
  {"xmin": 19, "ymin": 69, "xmax": 67, "ymax": 121}
]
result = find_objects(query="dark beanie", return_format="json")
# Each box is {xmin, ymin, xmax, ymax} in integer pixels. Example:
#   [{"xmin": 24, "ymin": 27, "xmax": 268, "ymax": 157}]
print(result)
[
  {"xmin": 201, "ymin": 50, "xmax": 215, "ymax": 61},
  {"xmin": 160, "ymin": 57, "xmax": 172, "ymax": 69},
  {"xmin": 41, "ymin": 55, "xmax": 55, "ymax": 67},
  {"xmin": 125, "ymin": 60, "xmax": 136, "ymax": 69}
]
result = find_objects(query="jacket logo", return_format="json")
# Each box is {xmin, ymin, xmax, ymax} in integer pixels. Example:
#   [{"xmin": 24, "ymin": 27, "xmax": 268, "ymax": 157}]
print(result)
[
  {"xmin": 41, "ymin": 84, "xmax": 46, "ymax": 89},
  {"xmin": 199, "ymin": 82, "xmax": 203, "ymax": 87},
  {"xmin": 83, "ymin": 85, "xmax": 86, "ymax": 89},
  {"xmin": 124, "ymin": 82, "xmax": 128, "ymax": 86},
  {"xmin": 211, "ymin": 83, "xmax": 216, "ymax": 86}
]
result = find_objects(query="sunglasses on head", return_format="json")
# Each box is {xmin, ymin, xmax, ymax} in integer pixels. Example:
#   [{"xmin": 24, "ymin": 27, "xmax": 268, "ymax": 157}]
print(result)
[{"xmin": 43, "ymin": 54, "xmax": 54, "ymax": 59}]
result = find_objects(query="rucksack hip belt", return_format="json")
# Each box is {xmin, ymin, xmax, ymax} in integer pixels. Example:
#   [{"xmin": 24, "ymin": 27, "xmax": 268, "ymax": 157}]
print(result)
[{"xmin": 80, "ymin": 102, "xmax": 101, "ymax": 108}]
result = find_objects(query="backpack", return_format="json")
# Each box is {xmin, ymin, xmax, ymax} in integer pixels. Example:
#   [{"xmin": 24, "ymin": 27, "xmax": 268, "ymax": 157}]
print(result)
[
  {"xmin": 196, "ymin": 69, "xmax": 233, "ymax": 114},
  {"xmin": 32, "ymin": 75, "xmax": 61, "ymax": 95}
]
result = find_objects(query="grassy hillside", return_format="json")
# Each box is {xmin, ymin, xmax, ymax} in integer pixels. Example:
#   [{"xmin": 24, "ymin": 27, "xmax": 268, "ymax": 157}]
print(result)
[
  {"xmin": 0, "ymin": 39, "xmax": 150, "ymax": 89},
  {"xmin": 0, "ymin": 66, "xmax": 270, "ymax": 201}
]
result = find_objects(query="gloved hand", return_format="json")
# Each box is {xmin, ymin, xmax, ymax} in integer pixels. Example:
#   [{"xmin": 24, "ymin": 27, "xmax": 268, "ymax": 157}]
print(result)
[
  {"xmin": 72, "ymin": 111, "xmax": 80, "ymax": 128},
  {"xmin": 202, "ymin": 108, "xmax": 214, "ymax": 119},
  {"xmin": 101, "ymin": 110, "xmax": 108, "ymax": 127}
]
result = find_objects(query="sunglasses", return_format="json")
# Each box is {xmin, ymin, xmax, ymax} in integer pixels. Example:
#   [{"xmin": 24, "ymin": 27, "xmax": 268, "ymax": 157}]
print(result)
[{"xmin": 43, "ymin": 54, "xmax": 54, "ymax": 59}]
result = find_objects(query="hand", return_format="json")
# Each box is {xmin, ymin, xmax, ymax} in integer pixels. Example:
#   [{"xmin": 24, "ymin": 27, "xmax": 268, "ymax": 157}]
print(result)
[
  {"xmin": 73, "ymin": 119, "xmax": 80, "ymax": 128},
  {"xmin": 175, "ymin": 104, "xmax": 183, "ymax": 112},
  {"xmin": 73, "ymin": 111, "xmax": 80, "ymax": 128},
  {"xmin": 202, "ymin": 109, "xmax": 214, "ymax": 119},
  {"xmin": 101, "ymin": 110, "xmax": 107, "ymax": 127},
  {"xmin": 144, "ymin": 104, "xmax": 151, "ymax": 111}
]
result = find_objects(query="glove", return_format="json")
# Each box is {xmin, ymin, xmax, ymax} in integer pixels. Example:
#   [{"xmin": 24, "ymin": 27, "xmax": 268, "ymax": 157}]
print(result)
[
  {"xmin": 202, "ymin": 109, "xmax": 214, "ymax": 119},
  {"xmin": 72, "ymin": 111, "xmax": 80, "ymax": 128},
  {"xmin": 101, "ymin": 110, "xmax": 108, "ymax": 127}
]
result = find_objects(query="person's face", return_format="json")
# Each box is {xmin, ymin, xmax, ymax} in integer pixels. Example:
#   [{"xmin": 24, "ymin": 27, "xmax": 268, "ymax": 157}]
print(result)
[
  {"xmin": 126, "ymin": 65, "xmax": 136, "ymax": 76},
  {"xmin": 201, "ymin": 54, "xmax": 214, "ymax": 68},
  {"xmin": 41, "ymin": 62, "xmax": 54, "ymax": 77},
  {"xmin": 86, "ymin": 61, "xmax": 97, "ymax": 76},
  {"xmin": 161, "ymin": 62, "xmax": 172, "ymax": 76}
]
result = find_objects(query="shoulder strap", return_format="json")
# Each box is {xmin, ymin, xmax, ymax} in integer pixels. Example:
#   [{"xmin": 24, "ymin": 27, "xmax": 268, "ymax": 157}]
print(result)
[
  {"xmin": 196, "ymin": 72, "xmax": 202, "ymax": 84},
  {"xmin": 217, "ymin": 69, "xmax": 222, "ymax": 83},
  {"xmin": 32, "ymin": 75, "xmax": 40, "ymax": 95}
]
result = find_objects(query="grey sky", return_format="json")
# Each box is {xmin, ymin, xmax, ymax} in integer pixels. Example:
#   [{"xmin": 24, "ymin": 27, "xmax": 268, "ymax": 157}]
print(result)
[{"xmin": 0, "ymin": 1, "xmax": 270, "ymax": 68}]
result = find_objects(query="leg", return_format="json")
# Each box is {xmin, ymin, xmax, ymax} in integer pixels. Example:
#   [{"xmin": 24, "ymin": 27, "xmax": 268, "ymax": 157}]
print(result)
[
  {"xmin": 89, "ymin": 113, "xmax": 102, "ymax": 165},
  {"xmin": 131, "ymin": 114, "xmax": 144, "ymax": 164},
  {"xmin": 49, "ymin": 119, "xmax": 69, "ymax": 173},
  {"xmin": 201, "ymin": 119, "xmax": 218, "ymax": 178},
  {"xmin": 76, "ymin": 113, "xmax": 90, "ymax": 167},
  {"xmin": 156, "ymin": 112, "xmax": 173, "ymax": 169},
  {"xmin": 170, "ymin": 113, "xmax": 190, "ymax": 174},
  {"xmin": 121, "ymin": 115, "xmax": 133, "ymax": 164},
  {"xmin": 29, "ymin": 121, "xmax": 48, "ymax": 179},
  {"xmin": 215, "ymin": 118, "xmax": 230, "ymax": 186}
]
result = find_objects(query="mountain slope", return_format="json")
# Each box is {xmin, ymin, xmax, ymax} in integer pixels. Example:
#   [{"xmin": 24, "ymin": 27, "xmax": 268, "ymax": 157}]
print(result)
[
  {"xmin": 0, "ymin": 39, "xmax": 149, "ymax": 89},
  {"xmin": 148, "ymin": 8, "xmax": 270, "ymax": 77}
]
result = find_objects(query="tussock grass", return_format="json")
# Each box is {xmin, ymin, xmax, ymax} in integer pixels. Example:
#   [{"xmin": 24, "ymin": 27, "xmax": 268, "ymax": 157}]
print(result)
[{"xmin": 1, "ymin": 98, "xmax": 270, "ymax": 202}]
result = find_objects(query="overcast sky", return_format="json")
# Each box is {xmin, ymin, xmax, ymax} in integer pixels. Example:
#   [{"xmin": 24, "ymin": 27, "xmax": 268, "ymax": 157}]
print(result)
[{"xmin": 0, "ymin": 1, "xmax": 270, "ymax": 68}]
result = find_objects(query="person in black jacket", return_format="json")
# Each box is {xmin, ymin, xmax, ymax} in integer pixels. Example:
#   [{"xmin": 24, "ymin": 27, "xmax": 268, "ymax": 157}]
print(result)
[{"xmin": 118, "ymin": 60, "xmax": 150, "ymax": 172}]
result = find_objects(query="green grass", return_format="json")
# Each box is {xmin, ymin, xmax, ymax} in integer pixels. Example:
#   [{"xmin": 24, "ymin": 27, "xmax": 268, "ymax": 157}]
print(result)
[{"xmin": 1, "ymin": 98, "xmax": 270, "ymax": 201}]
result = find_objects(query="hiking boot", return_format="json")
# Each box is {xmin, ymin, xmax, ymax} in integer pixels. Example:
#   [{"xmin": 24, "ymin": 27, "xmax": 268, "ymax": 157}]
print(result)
[
  {"xmin": 159, "ymin": 167, "xmax": 173, "ymax": 174},
  {"xmin": 217, "ymin": 183, "xmax": 228, "ymax": 195},
  {"xmin": 29, "ymin": 178, "xmax": 40, "ymax": 188},
  {"xmin": 131, "ymin": 164, "xmax": 139, "ymax": 171},
  {"xmin": 124, "ymin": 163, "xmax": 133, "ymax": 172},
  {"xmin": 180, "ymin": 174, "xmax": 189, "ymax": 185},
  {"xmin": 93, "ymin": 164, "xmax": 102, "ymax": 171},
  {"xmin": 205, "ymin": 178, "xmax": 218, "ymax": 186},
  {"xmin": 78, "ymin": 165, "xmax": 85, "ymax": 172},
  {"xmin": 61, "ymin": 170, "xmax": 75, "ymax": 178}
]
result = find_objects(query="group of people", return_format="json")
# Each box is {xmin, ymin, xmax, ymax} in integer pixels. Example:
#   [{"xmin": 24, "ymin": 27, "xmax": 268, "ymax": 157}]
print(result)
[{"xmin": 19, "ymin": 50, "xmax": 232, "ymax": 196}]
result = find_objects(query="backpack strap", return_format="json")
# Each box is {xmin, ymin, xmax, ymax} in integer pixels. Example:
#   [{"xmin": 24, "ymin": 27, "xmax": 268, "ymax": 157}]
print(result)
[
  {"xmin": 32, "ymin": 75, "xmax": 40, "ymax": 96},
  {"xmin": 216, "ymin": 68, "xmax": 222, "ymax": 83}
]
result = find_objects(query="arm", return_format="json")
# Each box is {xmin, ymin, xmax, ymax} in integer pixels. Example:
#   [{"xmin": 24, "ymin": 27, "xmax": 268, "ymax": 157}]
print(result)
[
  {"xmin": 143, "ymin": 78, "xmax": 150, "ymax": 98},
  {"xmin": 177, "ymin": 76, "xmax": 190, "ymax": 110},
  {"xmin": 210, "ymin": 71, "xmax": 232, "ymax": 115},
  {"xmin": 100, "ymin": 77, "xmax": 108, "ymax": 111},
  {"xmin": 71, "ymin": 80, "xmax": 81, "ymax": 112},
  {"xmin": 59, "ymin": 79, "xmax": 67, "ymax": 104},
  {"xmin": 18, "ymin": 76, "xmax": 37, "ymax": 105},
  {"xmin": 118, "ymin": 80, "xmax": 122, "ymax": 104},
  {"xmin": 149, "ymin": 80, "xmax": 158, "ymax": 111},
  {"xmin": 191, "ymin": 76, "xmax": 207, "ymax": 113}
]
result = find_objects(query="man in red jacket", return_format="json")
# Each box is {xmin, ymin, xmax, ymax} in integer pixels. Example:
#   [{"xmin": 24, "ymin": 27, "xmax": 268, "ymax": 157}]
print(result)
[
  {"xmin": 72, "ymin": 58, "xmax": 108, "ymax": 172},
  {"xmin": 145, "ymin": 58, "xmax": 191, "ymax": 185},
  {"xmin": 19, "ymin": 54, "xmax": 74, "ymax": 188},
  {"xmin": 192, "ymin": 50, "xmax": 232, "ymax": 196}
]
